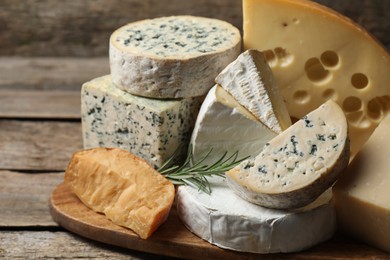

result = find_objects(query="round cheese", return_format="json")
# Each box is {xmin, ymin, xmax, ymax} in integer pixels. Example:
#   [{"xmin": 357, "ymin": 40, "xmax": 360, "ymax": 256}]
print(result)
[
  {"xmin": 110, "ymin": 16, "xmax": 241, "ymax": 99},
  {"xmin": 176, "ymin": 176, "xmax": 336, "ymax": 254}
]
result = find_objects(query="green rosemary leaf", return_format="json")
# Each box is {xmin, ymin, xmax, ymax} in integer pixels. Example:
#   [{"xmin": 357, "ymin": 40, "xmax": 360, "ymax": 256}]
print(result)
[
  {"xmin": 166, "ymin": 174, "xmax": 195, "ymax": 180},
  {"xmin": 158, "ymin": 165, "xmax": 180, "ymax": 175},
  {"xmin": 207, "ymin": 150, "xmax": 228, "ymax": 169},
  {"xmin": 169, "ymin": 179, "xmax": 185, "ymax": 186},
  {"xmin": 190, "ymin": 148, "xmax": 213, "ymax": 167},
  {"xmin": 158, "ymin": 145, "xmax": 248, "ymax": 195},
  {"xmin": 185, "ymin": 176, "xmax": 210, "ymax": 194}
]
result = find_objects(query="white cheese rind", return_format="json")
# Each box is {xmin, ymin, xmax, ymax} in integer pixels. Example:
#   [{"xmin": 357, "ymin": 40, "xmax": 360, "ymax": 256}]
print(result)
[
  {"xmin": 215, "ymin": 49, "xmax": 291, "ymax": 133},
  {"xmin": 190, "ymin": 85, "xmax": 277, "ymax": 165},
  {"xmin": 81, "ymin": 75, "xmax": 201, "ymax": 169},
  {"xmin": 176, "ymin": 176, "xmax": 336, "ymax": 254},
  {"xmin": 227, "ymin": 100, "xmax": 349, "ymax": 209},
  {"xmin": 109, "ymin": 16, "xmax": 241, "ymax": 98}
]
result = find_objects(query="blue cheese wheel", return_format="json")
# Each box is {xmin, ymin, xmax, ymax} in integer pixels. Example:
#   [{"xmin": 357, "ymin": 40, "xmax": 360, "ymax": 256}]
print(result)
[
  {"xmin": 109, "ymin": 16, "xmax": 241, "ymax": 99},
  {"xmin": 81, "ymin": 75, "xmax": 201, "ymax": 169}
]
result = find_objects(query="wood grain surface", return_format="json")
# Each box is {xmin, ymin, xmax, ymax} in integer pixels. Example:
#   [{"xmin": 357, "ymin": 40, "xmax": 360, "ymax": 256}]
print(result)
[
  {"xmin": 0, "ymin": 171, "xmax": 172, "ymax": 259},
  {"xmin": 0, "ymin": 231, "xmax": 168, "ymax": 259},
  {"xmin": 50, "ymin": 184, "xmax": 261, "ymax": 260},
  {"xmin": 50, "ymin": 183, "xmax": 389, "ymax": 260},
  {"xmin": 0, "ymin": 0, "xmax": 243, "ymax": 57},
  {"xmin": 0, "ymin": 57, "xmax": 108, "ymax": 119},
  {"xmin": 0, "ymin": 90, "xmax": 81, "ymax": 119},
  {"xmin": 0, "ymin": 57, "xmax": 109, "ymax": 90},
  {"xmin": 1, "ymin": 0, "xmax": 389, "ymax": 258},
  {"xmin": 0, "ymin": 120, "xmax": 82, "ymax": 171},
  {"xmin": 0, "ymin": 170, "xmax": 63, "ymax": 226},
  {"xmin": 0, "ymin": 0, "xmax": 388, "ymax": 57}
]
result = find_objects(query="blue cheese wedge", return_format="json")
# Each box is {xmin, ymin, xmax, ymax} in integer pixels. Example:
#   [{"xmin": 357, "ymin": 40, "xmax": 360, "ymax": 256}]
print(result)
[
  {"xmin": 176, "ymin": 176, "xmax": 336, "ymax": 253},
  {"xmin": 81, "ymin": 75, "xmax": 201, "ymax": 169},
  {"xmin": 215, "ymin": 49, "xmax": 291, "ymax": 133},
  {"xmin": 227, "ymin": 100, "xmax": 350, "ymax": 209},
  {"xmin": 110, "ymin": 16, "xmax": 241, "ymax": 99},
  {"xmin": 190, "ymin": 84, "xmax": 277, "ymax": 165}
]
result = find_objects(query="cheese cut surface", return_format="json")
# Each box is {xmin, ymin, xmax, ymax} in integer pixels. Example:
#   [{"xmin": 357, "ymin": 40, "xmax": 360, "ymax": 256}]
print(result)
[
  {"xmin": 110, "ymin": 15, "xmax": 241, "ymax": 98},
  {"xmin": 190, "ymin": 85, "xmax": 277, "ymax": 165},
  {"xmin": 227, "ymin": 100, "xmax": 349, "ymax": 209},
  {"xmin": 333, "ymin": 116, "xmax": 390, "ymax": 253},
  {"xmin": 176, "ymin": 176, "xmax": 336, "ymax": 254},
  {"xmin": 215, "ymin": 49, "xmax": 291, "ymax": 133},
  {"xmin": 64, "ymin": 148, "xmax": 175, "ymax": 239},
  {"xmin": 243, "ymin": 0, "xmax": 390, "ymax": 156},
  {"xmin": 81, "ymin": 75, "xmax": 200, "ymax": 169}
]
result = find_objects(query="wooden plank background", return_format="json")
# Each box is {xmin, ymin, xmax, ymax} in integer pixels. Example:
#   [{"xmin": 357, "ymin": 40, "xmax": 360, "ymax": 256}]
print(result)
[
  {"xmin": 0, "ymin": 0, "xmax": 388, "ymax": 57},
  {"xmin": 0, "ymin": 120, "xmax": 82, "ymax": 170},
  {"xmin": 0, "ymin": 0, "xmax": 389, "ymax": 258}
]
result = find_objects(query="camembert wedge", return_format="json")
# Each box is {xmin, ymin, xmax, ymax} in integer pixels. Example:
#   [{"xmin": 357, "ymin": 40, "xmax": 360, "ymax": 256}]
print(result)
[
  {"xmin": 64, "ymin": 148, "xmax": 175, "ymax": 239},
  {"xmin": 190, "ymin": 84, "xmax": 277, "ymax": 165},
  {"xmin": 227, "ymin": 100, "xmax": 350, "ymax": 209},
  {"xmin": 190, "ymin": 50, "xmax": 290, "ymax": 164},
  {"xmin": 216, "ymin": 49, "xmax": 291, "ymax": 133}
]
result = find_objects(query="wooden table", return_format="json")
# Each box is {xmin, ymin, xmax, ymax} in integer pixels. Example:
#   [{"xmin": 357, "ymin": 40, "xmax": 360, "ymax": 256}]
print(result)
[{"xmin": 1, "ymin": 0, "xmax": 389, "ymax": 259}]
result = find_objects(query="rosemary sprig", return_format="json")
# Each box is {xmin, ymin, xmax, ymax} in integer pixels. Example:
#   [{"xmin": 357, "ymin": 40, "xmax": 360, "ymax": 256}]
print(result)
[{"xmin": 158, "ymin": 146, "xmax": 248, "ymax": 195}]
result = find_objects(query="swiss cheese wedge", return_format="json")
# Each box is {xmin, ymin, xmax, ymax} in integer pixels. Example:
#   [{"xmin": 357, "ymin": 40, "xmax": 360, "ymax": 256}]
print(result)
[
  {"xmin": 243, "ymin": 0, "xmax": 390, "ymax": 157},
  {"xmin": 333, "ymin": 116, "xmax": 390, "ymax": 253},
  {"xmin": 64, "ymin": 148, "xmax": 175, "ymax": 239},
  {"xmin": 227, "ymin": 100, "xmax": 350, "ymax": 209}
]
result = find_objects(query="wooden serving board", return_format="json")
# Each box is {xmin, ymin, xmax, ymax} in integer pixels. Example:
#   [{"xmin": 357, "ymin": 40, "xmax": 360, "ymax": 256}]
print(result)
[
  {"xmin": 50, "ymin": 183, "xmax": 263, "ymax": 259},
  {"xmin": 50, "ymin": 183, "xmax": 388, "ymax": 259}
]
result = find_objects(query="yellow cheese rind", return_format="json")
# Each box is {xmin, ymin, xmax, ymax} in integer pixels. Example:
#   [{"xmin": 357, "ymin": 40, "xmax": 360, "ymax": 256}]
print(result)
[
  {"xmin": 243, "ymin": 0, "xmax": 390, "ymax": 157},
  {"xmin": 64, "ymin": 147, "xmax": 175, "ymax": 239},
  {"xmin": 333, "ymin": 116, "xmax": 390, "ymax": 253}
]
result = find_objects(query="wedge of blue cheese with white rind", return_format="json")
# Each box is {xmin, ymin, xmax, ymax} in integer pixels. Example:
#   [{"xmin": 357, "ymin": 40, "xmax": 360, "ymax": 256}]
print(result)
[
  {"xmin": 176, "ymin": 176, "xmax": 336, "ymax": 254},
  {"xmin": 81, "ymin": 75, "xmax": 201, "ymax": 169},
  {"xmin": 227, "ymin": 100, "xmax": 349, "ymax": 209},
  {"xmin": 110, "ymin": 16, "xmax": 241, "ymax": 99},
  {"xmin": 190, "ymin": 84, "xmax": 277, "ymax": 165},
  {"xmin": 215, "ymin": 49, "xmax": 291, "ymax": 133}
]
